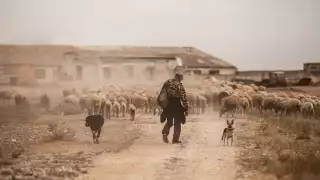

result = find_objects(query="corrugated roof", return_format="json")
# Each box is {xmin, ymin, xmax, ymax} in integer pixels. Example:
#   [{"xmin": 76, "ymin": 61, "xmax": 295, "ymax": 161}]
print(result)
[
  {"xmin": 0, "ymin": 45, "xmax": 75, "ymax": 66},
  {"xmin": 0, "ymin": 45, "xmax": 236, "ymax": 68}
]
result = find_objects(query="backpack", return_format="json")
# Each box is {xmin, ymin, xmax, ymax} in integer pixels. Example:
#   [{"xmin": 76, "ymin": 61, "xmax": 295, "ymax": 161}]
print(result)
[{"xmin": 157, "ymin": 81, "xmax": 169, "ymax": 109}]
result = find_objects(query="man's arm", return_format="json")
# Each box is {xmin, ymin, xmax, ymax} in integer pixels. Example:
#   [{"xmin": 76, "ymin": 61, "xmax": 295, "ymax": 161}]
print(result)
[{"xmin": 178, "ymin": 83, "xmax": 188, "ymax": 111}]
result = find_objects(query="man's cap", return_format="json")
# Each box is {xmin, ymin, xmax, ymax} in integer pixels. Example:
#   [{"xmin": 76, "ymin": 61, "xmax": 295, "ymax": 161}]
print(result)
[{"xmin": 173, "ymin": 65, "xmax": 188, "ymax": 75}]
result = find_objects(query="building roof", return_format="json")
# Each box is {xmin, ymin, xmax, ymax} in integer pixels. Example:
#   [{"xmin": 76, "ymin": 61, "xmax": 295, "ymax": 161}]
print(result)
[
  {"xmin": 0, "ymin": 45, "xmax": 75, "ymax": 66},
  {"xmin": 0, "ymin": 45, "xmax": 236, "ymax": 69},
  {"xmin": 178, "ymin": 48, "xmax": 236, "ymax": 69},
  {"xmin": 76, "ymin": 46, "xmax": 236, "ymax": 69}
]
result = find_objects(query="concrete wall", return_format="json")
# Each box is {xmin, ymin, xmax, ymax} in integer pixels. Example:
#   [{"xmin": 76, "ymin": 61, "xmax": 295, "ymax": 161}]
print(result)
[
  {"xmin": 4, "ymin": 64, "xmax": 36, "ymax": 85},
  {"xmin": 236, "ymin": 70, "xmax": 305, "ymax": 82},
  {"xmin": 219, "ymin": 68, "xmax": 237, "ymax": 75},
  {"xmin": 304, "ymin": 63, "xmax": 320, "ymax": 76},
  {"xmin": 3, "ymin": 64, "xmax": 60, "ymax": 85},
  {"xmin": 100, "ymin": 59, "xmax": 175, "ymax": 85},
  {"xmin": 59, "ymin": 55, "xmax": 177, "ymax": 86},
  {"xmin": 236, "ymin": 71, "xmax": 269, "ymax": 81},
  {"xmin": 34, "ymin": 66, "xmax": 59, "ymax": 84},
  {"xmin": 189, "ymin": 67, "xmax": 236, "ymax": 75},
  {"xmin": 61, "ymin": 54, "xmax": 101, "ymax": 85}
]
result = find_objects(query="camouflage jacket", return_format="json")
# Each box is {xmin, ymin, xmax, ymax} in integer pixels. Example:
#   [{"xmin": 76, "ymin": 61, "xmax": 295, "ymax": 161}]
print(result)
[{"xmin": 161, "ymin": 78, "xmax": 189, "ymax": 110}]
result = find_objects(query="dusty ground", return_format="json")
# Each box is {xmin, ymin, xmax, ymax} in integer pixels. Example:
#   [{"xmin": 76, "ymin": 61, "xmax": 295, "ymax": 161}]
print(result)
[
  {"xmin": 1, "ymin": 85, "xmax": 320, "ymax": 180},
  {"xmin": 2, "ymin": 108, "xmax": 320, "ymax": 180},
  {"xmin": 0, "ymin": 103, "xmax": 240, "ymax": 180},
  {"xmin": 85, "ymin": 114, "xmax": 237, "ymax": 180},
  {"xmin": 236, "ymin": 113, "xmax": 320, "ymax": 180}
]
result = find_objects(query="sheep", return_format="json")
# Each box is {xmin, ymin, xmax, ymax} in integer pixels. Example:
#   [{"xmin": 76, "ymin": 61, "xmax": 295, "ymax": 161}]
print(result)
[
  {"xmin": 104, "ymin": 100, "xmax": 112, "ymax": 120},
  {"xmin": 218, "ymin": 90, "xmax": 231, "ymax": 106},
  {"xmin": 128, "ymin": 104, "xmax": 136, "ymax": 121},
  {"xmin": 219, "ymin": 95, "xmax": 239, "ymax": 118},
  {"xmin": 148, "ymin": 96, "xmax": 161, "ymax": 116},
  {"xmin": 251, "ymin": 93, "xmax": 264, "ymax": 112},
  {"xmin": 278, "ymin": 98, "xmax": 302, "ymax": 117},
  {"xmin": 186, "ymin": 92, "xmax": 198, "ymax": 114},
  {"xmin": 198, "ymin": 95, "xmax": 207, "ymax": 114},
  {"xmin": 13, "ymin": 94, "xmax": 30, "ymax": 115},
  {"xmin": 261, "ymin": 96, "xmax": 279, "ymax": 114},
  {"xmin": 62, "ymin": 89, "xmax": 73, "ymax": 98},
  {"xmin": 85, "ymin": 114, "xmax": 104, "ymax": 144},
  {"xmin": 63, "ymin": 94, "xmax": 80, "ymax": 105},
  {"xmin": 61, "ymin": 95, "xmax": 82, "ymax": 116},
  {"xmin": 112, "ymin": 101, "xmax": 121, "ymax": 118},
  {"xmin": 120, "ymin": 102, "xmax": 127, "ymax": 117},
  {"xmin": 14, "ymin": 94, "xmax": 24, "ymax": 106},
  {"xmin": 84, "ymin": 92, "xmax": 105, "ymax": 116},
  {"xmin": 130, "ymin": 94, "xmax": 149, "ymax": 113},
  {"xmin": 79, "ymin": 95, "xmax": 87, "ymax": 111},
  {"xmin": 117, "ymin": 96, "xmax": 127, "ymax": 105},
  {"xmin": 0, "ymin": 90, "xmax": 15, "ymax": 104},
  {"xmin": 301, "ymin": 101, "xmax": 315, "ymax": 118},
  {"xmin": 40, "ymin": 93, "xmax": 50, "ymax": 110},
  {"xmin": 14, "ymin": 94, "xmax": 30, "ymax": 109},
  {"xmin": 203, "ymin": 91, "xmax": 214, "ymax": 108},
  {"xmin": 238, "ymin": 97, "xmax": 250, "ymax": 118}
]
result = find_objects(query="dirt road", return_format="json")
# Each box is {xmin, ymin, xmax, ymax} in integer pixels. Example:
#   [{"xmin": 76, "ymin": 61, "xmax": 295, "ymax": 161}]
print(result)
[
  {"xmin": 86, "ymin": 114, "xmax": 237, "ymax": 180},
  {"xmin": 1, "ymin": 107, "xmax": 238, "ymax": 180}
]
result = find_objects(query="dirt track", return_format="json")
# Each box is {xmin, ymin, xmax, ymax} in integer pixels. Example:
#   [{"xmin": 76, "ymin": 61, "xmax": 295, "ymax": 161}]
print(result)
[
  {"xmin": 86, "ymin": 114, "xmax": 237, "ymax": 180},
  {"xmin": 3, "ymin": 104, "xmax": 320, "ymax": 180},
  {"xmin": 1, "ymin": 110, "xmax": 239, "ymax": 180}
]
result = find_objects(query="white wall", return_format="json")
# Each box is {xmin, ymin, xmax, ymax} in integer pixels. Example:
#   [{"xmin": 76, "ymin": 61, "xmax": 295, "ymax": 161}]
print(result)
[
  {"xmin": 219, "ymin": 68, "xmax": 237, "ymax": 75},
  {"xmin": 189, "ymin": 67, "xmax": 236, "ymax": 75},
  {"xmin": 101, "ymin": 59, "xmax": 176, "ymax": 85},
  {"xmin": 60, "ymin": 55, "xmax": 178, "ymax": 85},
  {"xmin": 34, "ymin": 66, "xmax": 58, "ymax": 84}
]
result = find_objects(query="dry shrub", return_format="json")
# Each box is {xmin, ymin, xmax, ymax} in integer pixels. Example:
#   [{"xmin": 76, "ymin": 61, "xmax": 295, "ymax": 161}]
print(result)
[
  {"xmin": 47, "ymin": 121, "xmax": 76, "ymax": 141},
  {"xmin": 238, "ymin": 113, "xmax": 320, "ymax": 179},
  {"xmin": 0, "ymin": 105, "xmax": 39, "ymax": 124}
]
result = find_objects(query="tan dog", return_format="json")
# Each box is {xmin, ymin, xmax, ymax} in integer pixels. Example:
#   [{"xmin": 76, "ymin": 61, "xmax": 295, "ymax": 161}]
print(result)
[{"xmin": 221, "ymin": 119, "xmax": 234, "ymax": 146}]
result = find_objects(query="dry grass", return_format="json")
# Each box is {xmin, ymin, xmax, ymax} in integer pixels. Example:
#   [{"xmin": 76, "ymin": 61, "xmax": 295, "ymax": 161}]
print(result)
[
  {"xmin": 46, "ymin": 121, "xmax": 76, "ymax": 141},
  {"xmin": 0, "ymin": 105, "xmax": 39, "ymax": 124},
  {"xmin": 236, "ymin": 111, "xmax": 320, "ymax": 180},
  {"xmin": 0, "ymin": 104, "xmax": 75, "ymax": 159}
]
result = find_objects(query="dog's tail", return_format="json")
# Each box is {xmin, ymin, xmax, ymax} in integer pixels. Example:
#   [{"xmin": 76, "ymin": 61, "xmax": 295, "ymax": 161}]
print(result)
[{"xmin": 221, "ymin": 128, "xmax": 227, "ymax": 140}]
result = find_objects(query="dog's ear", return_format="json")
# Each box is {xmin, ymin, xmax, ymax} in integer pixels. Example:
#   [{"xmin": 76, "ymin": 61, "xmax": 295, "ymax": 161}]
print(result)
[
  {"xmin": 231, "ymin": 119, "xmax": 234, "ymax": 125},
  {"xmin": 227, "ymin": 119, "xmax": 231, "ymax": 125}
]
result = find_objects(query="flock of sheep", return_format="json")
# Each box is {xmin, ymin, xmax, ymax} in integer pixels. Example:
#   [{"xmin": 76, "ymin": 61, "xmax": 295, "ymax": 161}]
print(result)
[
  {"xmin": 0, "ymin": 80, "xmax": 319, "ymax": 122},
  {"xmin": 216, "ymin": 82, "xmax": 319, "ymax": 119}
]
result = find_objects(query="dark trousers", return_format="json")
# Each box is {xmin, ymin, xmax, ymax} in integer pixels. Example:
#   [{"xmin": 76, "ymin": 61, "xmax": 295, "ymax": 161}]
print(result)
[{"xmin": 161, "ymin": 98, "xmax": 185, "ymax": 141}]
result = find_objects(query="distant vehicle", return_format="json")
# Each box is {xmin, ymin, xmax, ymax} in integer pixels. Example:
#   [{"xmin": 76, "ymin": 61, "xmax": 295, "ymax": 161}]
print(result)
[
  {"xmin": 295, "ymin": 74, "xmax": 312, "ymax": 86},
  {"xmin": 232, "ymin": 71, "xmax": 313, "ymax": 87},
  {"xmin": 261, "ymin": 71, "xmax": 288, "ymax": 87}
]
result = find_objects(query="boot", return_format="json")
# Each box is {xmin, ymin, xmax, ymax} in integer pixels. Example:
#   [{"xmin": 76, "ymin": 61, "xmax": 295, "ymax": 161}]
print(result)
[
  {"xmin": 162, "ymin": 135, "xmax": 169, "ymax": 143},
  {"xmin": 172, "ymin": 140, "xmax": 182, "ymax": 144}
]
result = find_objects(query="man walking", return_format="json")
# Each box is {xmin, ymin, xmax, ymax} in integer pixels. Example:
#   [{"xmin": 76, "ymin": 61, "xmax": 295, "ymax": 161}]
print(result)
[{"xmin": 158, "ymin": 66, "xmax": 189, "ymax": 144}]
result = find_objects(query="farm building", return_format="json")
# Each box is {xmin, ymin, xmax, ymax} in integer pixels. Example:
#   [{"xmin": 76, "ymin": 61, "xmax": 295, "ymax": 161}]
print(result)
[
  {"xmin": 0, "ymin": 45, "xmax": 74, "ymax": 85},
  {"xmin": 304, "ymin": 62, "xmax": 320, "ymax": 76},
  {"xmin": 0, "ymin": 45, "xmax": 236, "ymax": 86}
]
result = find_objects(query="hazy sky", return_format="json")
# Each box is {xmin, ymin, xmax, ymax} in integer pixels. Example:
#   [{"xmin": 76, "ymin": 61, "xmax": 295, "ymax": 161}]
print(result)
[{"xmin": 0, "ymin": 0, "xmax": 319, "ymax": 70}]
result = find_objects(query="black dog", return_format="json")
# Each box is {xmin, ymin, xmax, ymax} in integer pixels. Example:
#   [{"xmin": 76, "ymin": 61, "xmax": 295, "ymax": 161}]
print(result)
[{"xmin": 85, "ymin": 114, "xmax": 104, "ymax": 144}]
